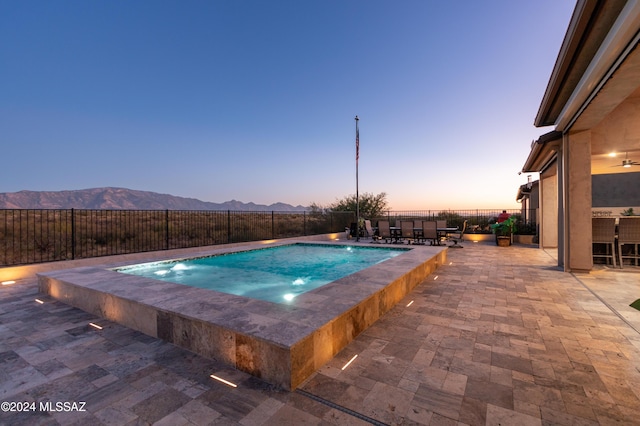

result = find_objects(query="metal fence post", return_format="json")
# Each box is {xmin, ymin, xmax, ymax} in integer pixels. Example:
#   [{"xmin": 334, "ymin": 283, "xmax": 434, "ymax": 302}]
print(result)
[
  {"xmin": 227, "ymin": 210, "xmax": 231, "ymax": 243},
  {"xmin": 271, "ymin": 211, "xmax": 275, "ymax": 240},
  {"xmin": 165, "ymin": 209, "xmax": 169, "ymax": 250},
  {"xmin": 71, "ymin": 208, "xmax": 75, "ymax": 260}
]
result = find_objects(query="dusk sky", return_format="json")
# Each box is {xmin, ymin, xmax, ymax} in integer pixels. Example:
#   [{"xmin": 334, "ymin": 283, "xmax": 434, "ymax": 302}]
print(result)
[{"xmin": 1, "ymin": 1, "xmax": 576, "ymax": 210}]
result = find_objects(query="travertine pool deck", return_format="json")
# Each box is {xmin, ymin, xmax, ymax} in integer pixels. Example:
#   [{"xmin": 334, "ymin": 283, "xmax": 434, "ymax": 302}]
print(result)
[
  {"xmin": 35, "ymin": 239, "xmax": 447, "ymax": 390},
  {"xmin": 2, "ymin": 240, "xmax": 640, "ymax": 425}
]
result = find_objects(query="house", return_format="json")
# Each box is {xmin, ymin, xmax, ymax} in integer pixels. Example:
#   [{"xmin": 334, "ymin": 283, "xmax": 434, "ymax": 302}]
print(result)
[{"xmin": 521, "ymin": 0, "xmax": 640, "ymax": 271}]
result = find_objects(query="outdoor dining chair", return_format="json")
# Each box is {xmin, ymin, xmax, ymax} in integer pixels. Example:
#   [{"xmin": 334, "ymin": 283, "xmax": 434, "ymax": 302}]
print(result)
[
  {"xmin": 377, "ymin": 220, "xmax": 392, "ymax": 243},
  {"xmin": 617, "ymin": 217, "xmax": 640, "ymax": 268},
  {"xmin": 436, "ymin": 220, "xmax": 447, "ymax": 243},
  {"xmin": 400, "ymin": 221, "xmax": 414, "ymax": 244},
  {"xmin": 592, "ymin": 217, "xmax": 617, "ymax": 267},
  {"xmin": 422, "ymin": 221, "xmax": 438, "ymax": 245}
]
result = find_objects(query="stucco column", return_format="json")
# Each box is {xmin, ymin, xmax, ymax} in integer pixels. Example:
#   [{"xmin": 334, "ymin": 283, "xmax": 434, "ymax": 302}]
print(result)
[
  {"xmin": 563, "ymin": 130, "xmax": 593, "ymax": 271},
  {"xmin": 540, "ymin": 163, "xmax": 558, "ymax": 249}
]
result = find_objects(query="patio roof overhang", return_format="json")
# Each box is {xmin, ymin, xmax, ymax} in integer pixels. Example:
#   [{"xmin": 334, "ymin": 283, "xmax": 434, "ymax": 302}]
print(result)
[
  {"xmin": 534, "ymin": 0, "xmax": 629, "ymax": 129},
  {"xmin": 516, "ymin": 180, "xmax": 539, "ymax": 203},
  {"xmin": 525, "ymin": 0, "xmax": 640, "ymax": 175},
  {"xmin": 521, "ymin": 130, "xmax": 562, "ymax": 173}
]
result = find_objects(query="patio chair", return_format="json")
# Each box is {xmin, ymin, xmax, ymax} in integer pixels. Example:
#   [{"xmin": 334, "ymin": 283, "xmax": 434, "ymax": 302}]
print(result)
[
  {"xmin": 436, "ymin": 220, "xmax": 447, "ymax": 243},
  {"xmin": 592, "ymin": 218, "xmax": 617, "ymax": 267},
  {"xmin": 364, "ymin": 219, "xmax": 379, "ymax": 242},
  {"xmin": 617, "ymin": 217, "xmax": 640, "ymax": 268},
  {"xmin": 377, "ymin": 220, "xmax": 392, "ymax": 243},
  {"xmin": 422, "ymin": 221, "xmax": 438, "ymax": 245},
  {"xmin": 412, "ymin": 220, "xmax": 425, "ymax": 244},
  {"xmin": 447, "ymin": 220, "xmax": 467, "ymax": 248},
  {"xmin": 400, "ymin": 221, "xmax": 414, "ymax": 244}
]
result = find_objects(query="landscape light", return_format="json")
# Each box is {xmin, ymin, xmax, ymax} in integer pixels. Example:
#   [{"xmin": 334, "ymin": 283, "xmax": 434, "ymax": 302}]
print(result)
[
  {"xmin": 341, "ymin": 354, "xmax": 358, "ymax": 370},
  {"xmin": 210, "ymin": 374, "xmax": 237, "ymax": 388}
]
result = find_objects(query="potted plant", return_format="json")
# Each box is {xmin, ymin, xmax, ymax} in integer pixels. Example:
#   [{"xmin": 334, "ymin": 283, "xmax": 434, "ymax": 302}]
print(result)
[{"xmin": 491, "ymin": 216, "xmax": 516, "ymax": 246}]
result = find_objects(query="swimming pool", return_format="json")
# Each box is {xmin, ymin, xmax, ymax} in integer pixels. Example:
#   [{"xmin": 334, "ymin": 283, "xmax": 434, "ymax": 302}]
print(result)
[
  {"xmin": 115, "ymin": 243, "xmax": 407, "ymax": 304},
  {"xmin": 38, "ymin": 237, "xmax": 447, "ymax": 389}
]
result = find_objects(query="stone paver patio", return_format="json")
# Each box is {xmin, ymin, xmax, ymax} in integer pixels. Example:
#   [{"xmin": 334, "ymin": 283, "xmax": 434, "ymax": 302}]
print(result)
[{"xmin": 1, "ymin": 241, "xmax": 640, "ymax": 425}]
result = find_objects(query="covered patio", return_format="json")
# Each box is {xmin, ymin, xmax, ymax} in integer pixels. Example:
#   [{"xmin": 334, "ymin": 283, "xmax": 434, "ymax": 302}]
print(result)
[{"xmin": 521, "ymin": 0, "xmax": 640, "ymax": 272}]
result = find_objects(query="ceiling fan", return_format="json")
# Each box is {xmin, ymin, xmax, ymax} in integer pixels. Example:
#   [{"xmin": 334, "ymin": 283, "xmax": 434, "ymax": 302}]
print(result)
[{"xmin": 612, "ymin": 152, "xmax": 640, "ymax": 168}]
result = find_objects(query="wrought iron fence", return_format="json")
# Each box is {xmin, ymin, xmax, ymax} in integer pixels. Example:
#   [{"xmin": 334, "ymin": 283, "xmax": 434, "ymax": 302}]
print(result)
[
  {"xmin": 0, "ymin": 208, "xmax": 537, "ymax": 267},
  {"xmin": 0, "ymin": 209, "xmax": 355, "ymax": 267}
]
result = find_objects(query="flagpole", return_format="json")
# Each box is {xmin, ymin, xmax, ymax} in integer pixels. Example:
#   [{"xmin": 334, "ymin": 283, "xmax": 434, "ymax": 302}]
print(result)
[{"xmin": 355, "ymin": 115, "xmax": 360, "ymax": 242}]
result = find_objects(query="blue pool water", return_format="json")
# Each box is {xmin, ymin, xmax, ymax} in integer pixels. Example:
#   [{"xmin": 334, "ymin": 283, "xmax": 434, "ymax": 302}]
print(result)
[{"xmin": 116, "ymin": 243, "xmax": 407, "ymax": 304}]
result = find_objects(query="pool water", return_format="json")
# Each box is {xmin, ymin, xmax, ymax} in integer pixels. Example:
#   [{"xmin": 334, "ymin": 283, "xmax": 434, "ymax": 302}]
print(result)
[{"xmin": 116, "ymin": 243, "xmax": 407, "ymax": 304}]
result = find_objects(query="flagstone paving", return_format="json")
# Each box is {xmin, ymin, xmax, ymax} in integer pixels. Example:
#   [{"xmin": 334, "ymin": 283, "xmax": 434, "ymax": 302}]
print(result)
[{"xmin": 1, "ymin": 242, "xmax": 639, "ymax": 425}]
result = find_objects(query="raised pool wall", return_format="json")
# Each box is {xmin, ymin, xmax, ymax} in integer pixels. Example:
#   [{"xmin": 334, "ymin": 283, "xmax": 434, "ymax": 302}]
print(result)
[{"xmin": 36, "ymin": 234, "xmax": 447, "ymax": 390}]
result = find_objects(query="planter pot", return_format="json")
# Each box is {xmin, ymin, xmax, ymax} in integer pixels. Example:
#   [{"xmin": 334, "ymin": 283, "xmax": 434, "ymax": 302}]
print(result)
[{"xmin": 497, "ymin": 236, "xmax": 511, "ymax": 247}]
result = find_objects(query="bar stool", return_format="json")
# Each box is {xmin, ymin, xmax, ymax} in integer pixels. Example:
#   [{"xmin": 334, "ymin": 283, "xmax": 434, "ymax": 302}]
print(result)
[
  {"xmin": 592, "ymin": 218, "xmax": 617, "ymax": 267},
  {"xmin": 618, "ymin": 217, "xmax": 640, "ymax": 268}
]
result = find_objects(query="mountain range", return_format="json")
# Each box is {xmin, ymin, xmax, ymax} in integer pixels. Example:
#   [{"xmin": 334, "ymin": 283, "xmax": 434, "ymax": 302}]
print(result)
[{"xmin": 0, "ymin": 187, "xmax": 308, "ymax": 211}]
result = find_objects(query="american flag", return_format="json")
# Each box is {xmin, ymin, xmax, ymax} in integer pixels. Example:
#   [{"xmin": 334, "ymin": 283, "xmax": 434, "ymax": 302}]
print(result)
[
  {"xmin": 356, "ymin": 129, "xmax": 359, "ymax": 163},
  {"xmin": 356, "ymin": 119, "xmax": 359, "ymax": 164}
]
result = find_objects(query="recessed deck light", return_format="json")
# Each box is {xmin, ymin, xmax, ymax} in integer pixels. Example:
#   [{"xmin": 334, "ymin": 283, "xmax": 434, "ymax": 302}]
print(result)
[
  {"xmin": 89, "ymin": 322, "xmax": 103, "ymax": 330},
  {"xmin": 210, "ymin": 374, "xmax": 237, "ymax": 388},
  {"xmin": 341, "ymin": 354, "xmax": 358, "ymax": 370},
  {"xmin": 434, "ymin": 275, "xmax": 438, "ymax": 280},
  {"xmin": 406, "ymin": 300, "xmax": 414, "ymax": 307},
  {"xmin": 35, "ymin": 298, "xmax": 44, "ymax": 304},
  {"xmin": 1, "ymin": 280, "xmax": 16, "ymax": 285}
]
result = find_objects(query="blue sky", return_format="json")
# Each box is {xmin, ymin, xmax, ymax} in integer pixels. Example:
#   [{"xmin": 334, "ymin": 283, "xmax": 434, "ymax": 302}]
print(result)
[{"xmin": 1, "ymin": 1, "xmax": 576, "ymax": 210}]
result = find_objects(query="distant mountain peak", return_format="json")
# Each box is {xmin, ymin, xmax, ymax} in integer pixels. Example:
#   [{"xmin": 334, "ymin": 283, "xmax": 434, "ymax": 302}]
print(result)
[{"xmin": 0, "ymin": 187, "xmax": 309, "ymax": 211}]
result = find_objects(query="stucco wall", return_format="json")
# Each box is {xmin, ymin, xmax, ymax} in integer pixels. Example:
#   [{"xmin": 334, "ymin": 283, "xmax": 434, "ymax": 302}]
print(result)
[{"xmin": 591, "ymin": 95, "xmax": 640, "ymax": 153}]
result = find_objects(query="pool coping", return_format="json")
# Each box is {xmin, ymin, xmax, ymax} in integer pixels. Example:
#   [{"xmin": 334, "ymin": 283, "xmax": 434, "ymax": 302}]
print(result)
[{"xmin": 37, "ymin": 237, "xmax": 447, "ymax": 390}]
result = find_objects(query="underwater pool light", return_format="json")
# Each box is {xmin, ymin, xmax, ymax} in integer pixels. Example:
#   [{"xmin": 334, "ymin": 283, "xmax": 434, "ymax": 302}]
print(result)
[
  {"xmin": 171, "ymin": 263, "xmax": 188, "ymax": 271},
  {"xmin": 283, "ymin": 293, "xmax": 295, "ymax": 301}
]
